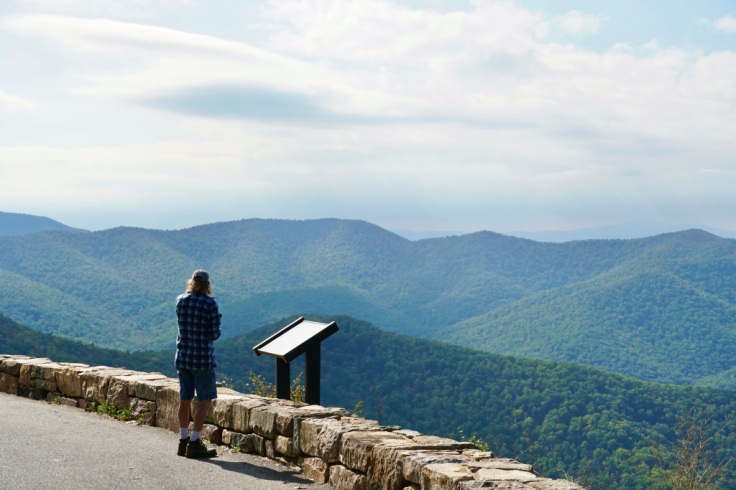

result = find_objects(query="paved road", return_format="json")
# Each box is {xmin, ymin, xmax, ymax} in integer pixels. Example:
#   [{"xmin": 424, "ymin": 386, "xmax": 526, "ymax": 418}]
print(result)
[{"xmin": 0, "ymin": 392, "xmax": 328, "ymax": 490}]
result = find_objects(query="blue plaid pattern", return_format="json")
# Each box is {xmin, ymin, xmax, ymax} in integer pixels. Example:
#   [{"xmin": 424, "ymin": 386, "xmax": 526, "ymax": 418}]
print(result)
[{"xmin": 175, "ymin": 292, "xmax": 222, "ymax": 370}]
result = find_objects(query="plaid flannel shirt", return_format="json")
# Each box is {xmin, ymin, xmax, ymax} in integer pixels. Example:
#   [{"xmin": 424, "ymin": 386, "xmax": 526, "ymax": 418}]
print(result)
[{"xmin": 175, "ymin": 292, "xmax": 222, "ymax": 370}]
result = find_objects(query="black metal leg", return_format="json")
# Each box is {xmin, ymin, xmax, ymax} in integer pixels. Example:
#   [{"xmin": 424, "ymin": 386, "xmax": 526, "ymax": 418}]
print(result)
[
  {"xmin": 276, "ymin": 358, "xmax": 290, "ymax": 400},
  {"xmin": 305, "ymin": 344, "xmax": 320, "ymax": 405}
]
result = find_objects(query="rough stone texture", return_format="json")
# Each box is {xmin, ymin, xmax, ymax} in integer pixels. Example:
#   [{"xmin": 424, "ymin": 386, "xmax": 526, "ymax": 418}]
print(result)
[
  {"xmin": 199, "ymin": 423, "xmax": 219, "ymax": 442},
  {"xmin": 277, "ymin": 405, "xmax": 350, "ymax": 436},
  {"xmin": 249, "ymin": 404, "xmax": 280, "ymax": 439},
  {"xmin": 528, "ymin": 481, "xmax": 585, "ymax": 490},
  {"xmin": 464, "ymin": 450, "xmax": 497, "ymax": 461},
  {"xmin": 422, "ymin": 463, "xmax": 474, "ymax": 490},
  {"xmin": 275, "ymin": 435, "xmax": 297, "ymax": 457},
  {"xmin": 409, "ymin": 435, "xmax": 477, "ymax": 451},
  {"xmin": 230, "ymin": 431, "xmax": 249, "ymax": 450},
  {"xmin": 57, "ymin": 396, "xmax": 79, "ymax": 408},
  {"xmin": 34, "ymin": 378, "xmax": 57, "ymax": 392},
  {"xmin": 155, "ymin": 383, "xmax": 181, "ymax": 433},
  {"xmin": 299, "ymin": 417, "xmax": 381, "ymax": 463},
  {"xmin": 232, "ymin": 396, "xmax": 269, "ymax": 433},
  {"xmin": 81, "ymin": 366, "xmax": 136, "ymax": 402},
  {"xmin": 252, "ymin": 433, "xmax": 267, "ymax": 455},
  {"xmin": 221, "ymin": 429, "xmax": 233, "ymax": 446},
  {"xmin": 340, "ymin": 430, "xmax": 411, "ymax": 473},
  {"xmin": 106, "ymin": 378, "xmax": 129, "ymax": 409},
  {"xmin": 265, "ymin": 439, "xmax": 275, "ymax": 459},
  {"xmin": 369, "ymin": 447, "xmax": 475, "ymax": 490},
  {"xmin": 209, "ymin": 426, "xmax": 224, "ymax": 444},
  {"xmin": 298, "ymin": 417, "xmax": 346, "ymax": 462},
  {"xmin": 476, "ymin": 469, "xmax": 541, "ymax": 483},
  {"xmin": 134, "ymin": 378, "xmax": 177, "ymax": 402},
  {"xmin": 115, "ymin": 373, "xmax": 169, "ymax": 397},
  {"xmin": 207, "ymin": 393, "xmax": 247, "ymax": 430},
  {"xmin": 458, "ymin": 482, "xmax": 533, "ymax": 489},
  {"xmin": 330, "ymin": 464, "xmax": 366, "ymax": 490},
  {"xmin": 301, "ymin": 457, "xmax": 330, "ymax": 484},
  {"xmin": 468, "ymin": 460, "xmax": 534, "ymax": 472},
  {"xmin": 20, "ymin": 360, "xmax": 52, "ymax": 386},
  {"xmin": 0, "ymin": 372, "xmax": 18, "ymax": 395},
  {"xmin": 55, "ymin": 364, "xmax": 88, "ymax": 398},
  {"xmin": 367, "ymin": 446, "xmax": 408, "ymax": 490},
  {"xmin": 17, "ymin": 384, "xmax": 48, "ymax": 400},
  {"xmin": 0, "ymin": 356, "xmax": 29, "ymax": 376},
  {"xmin": 30, "ymin": 362, "xmax": 63, "ymax": 382},
  {"xmin": 129, "ymin": 398, "xmax": 157, "ymax": 425},
  {"xmin": 402, "ymin": 451, "xmax": 472, "ymax": 484}
]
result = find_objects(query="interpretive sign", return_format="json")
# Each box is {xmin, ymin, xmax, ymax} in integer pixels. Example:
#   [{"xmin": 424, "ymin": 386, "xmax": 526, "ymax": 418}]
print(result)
[{"xmin": 253, "ymin": 317, "xmax": 338, "ymax": 405}]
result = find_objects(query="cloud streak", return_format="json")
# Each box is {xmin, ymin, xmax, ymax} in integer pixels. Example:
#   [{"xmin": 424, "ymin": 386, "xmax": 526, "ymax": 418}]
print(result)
[
  {"xmin": 0, "ymin": 90, "xmax": 35, "ymax": 112},
  {"xmin": 714, "ymin": 14, "xmax": 736, "ymax": 33}
]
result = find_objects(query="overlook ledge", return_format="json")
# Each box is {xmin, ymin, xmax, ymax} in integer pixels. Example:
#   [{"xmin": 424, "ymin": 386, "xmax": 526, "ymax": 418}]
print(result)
[{"xmin": 0, "ymin": 354, "xmax": 584, "ymax": 490}]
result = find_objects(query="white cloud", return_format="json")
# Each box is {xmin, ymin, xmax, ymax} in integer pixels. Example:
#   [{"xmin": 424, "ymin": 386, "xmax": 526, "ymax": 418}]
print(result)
[
  {"xmin": 257, "ymin": 0, "xmax": 547, "ymax": 63},
  {"xmin": 0, "ymin": 90, "xmax": 35, "ymax": 111},
  {"xmin": 553, "ymin": 10, "xmax": 603, "ymax": 36},
  {"xmin": 714, "ymin": 14, "xmax": 736, "ymax": 33},
  {"xmin": 7, "ymin": 5, "xmax": 732, "ymax": 143},
  {"xmin": 9, "ymin": 0, "xmax": 195, "ymax": 20},
  {"xmin": 3, "ymin": 13, "xmax": 417, "ymax": 118}
]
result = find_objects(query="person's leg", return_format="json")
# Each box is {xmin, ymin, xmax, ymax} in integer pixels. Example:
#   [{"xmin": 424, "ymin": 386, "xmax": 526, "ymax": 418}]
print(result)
[
  {"xmin": 177, "ymin": 369, "xmax": 195, "ymax": 456},
  {"xmin": 178, "ymin": 399, "xmax": 192, "ymax": 433},
  {"xmin": 185, "ymin": 369, "xmax": 218, "ymax": 458},
  {"xmin": 189, "ymin": 368, "xmax": 217, "ymax": 441},
  {"xmin": 190, "ymin": 399, "xmax": 211, "ymax": 439}
]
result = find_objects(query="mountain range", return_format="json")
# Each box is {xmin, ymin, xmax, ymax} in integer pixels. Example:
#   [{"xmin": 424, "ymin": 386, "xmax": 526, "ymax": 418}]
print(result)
[
  {"xmin": 0, "ymin": 211, "xmax": 86, "ymax": 236},
  {"xmin": 393, "ymin": 222, "xmax": 736, "ymax": 242},
  {"xmin": 4, "ymin": 211, "xmax": 736, "ymax": 487},
  {"xmin": 1, "ymin": 213, "xmax": 735, "ymax": 389}
]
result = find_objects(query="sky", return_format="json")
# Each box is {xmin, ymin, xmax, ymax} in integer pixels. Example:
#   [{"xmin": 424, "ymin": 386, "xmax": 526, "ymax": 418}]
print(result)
[{"xmin": 0, "ymin": 0, "xmax": 734, "ymax": 233}]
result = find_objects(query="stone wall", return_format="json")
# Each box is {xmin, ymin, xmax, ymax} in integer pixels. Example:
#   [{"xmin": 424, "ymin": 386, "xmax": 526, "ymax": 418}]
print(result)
[{"xmin": 0, "ymin": 354, "xmax": 583, "ymax": 490}]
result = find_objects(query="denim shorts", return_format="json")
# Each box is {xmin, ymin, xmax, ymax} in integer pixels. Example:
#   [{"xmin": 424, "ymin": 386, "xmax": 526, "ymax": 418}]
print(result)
[{"xmin": 178, "ymin": 368, "xmax": 218, "ymax": 401}]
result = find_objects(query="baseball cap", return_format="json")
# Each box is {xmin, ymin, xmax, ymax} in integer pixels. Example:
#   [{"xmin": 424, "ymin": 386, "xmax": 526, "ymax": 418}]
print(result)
[{"xmin": 191, "ymin": 269, "xmax": 210, "ymax": 282}]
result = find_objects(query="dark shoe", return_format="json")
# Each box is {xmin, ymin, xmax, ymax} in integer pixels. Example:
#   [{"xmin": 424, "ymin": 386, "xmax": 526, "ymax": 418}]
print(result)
[
  {"xmin": 177, "ymin": 437, "xmax": 189, "ymax": 457},
  {"xmin": 185, "ymin": 439, "xmax": 217, "ymax": 459}
]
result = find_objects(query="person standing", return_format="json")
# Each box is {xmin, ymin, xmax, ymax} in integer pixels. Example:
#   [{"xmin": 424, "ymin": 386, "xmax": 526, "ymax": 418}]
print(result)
[{"xmin": 175, "ymin": 269, "xmax": 222, "ymax": 458}]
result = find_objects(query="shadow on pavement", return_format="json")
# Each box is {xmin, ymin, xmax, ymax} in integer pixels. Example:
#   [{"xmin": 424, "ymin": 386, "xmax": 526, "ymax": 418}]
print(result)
[{"xmin": 196, "ymin": 455, "xmax": 318, "ymax": 485}]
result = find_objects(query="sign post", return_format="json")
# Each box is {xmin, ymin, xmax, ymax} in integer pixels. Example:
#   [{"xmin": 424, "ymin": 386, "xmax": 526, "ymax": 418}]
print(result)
[{"xmin": 252, "ymin": 317, "xmax": 339, "ymax": 405}]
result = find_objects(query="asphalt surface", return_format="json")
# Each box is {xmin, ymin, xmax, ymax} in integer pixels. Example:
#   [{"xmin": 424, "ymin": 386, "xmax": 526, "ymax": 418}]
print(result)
[{"xmin": 0, "ymin": 392, "xmax": 328, "ymax": 490}]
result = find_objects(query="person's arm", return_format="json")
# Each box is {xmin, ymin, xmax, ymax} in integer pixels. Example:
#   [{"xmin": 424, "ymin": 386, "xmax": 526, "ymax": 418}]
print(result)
[{"xmin": 209, "ymin": 302, "xmax": 222, "ymax": 341}]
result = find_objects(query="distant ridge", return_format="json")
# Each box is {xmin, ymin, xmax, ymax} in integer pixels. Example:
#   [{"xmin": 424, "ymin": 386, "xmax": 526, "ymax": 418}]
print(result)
[
  {"xmin": 390, "ymin": 229, "xmax": 467, "ymax": 240},
  {"xmin": 392, "ymin": 222, "xmax": 736, "ymax": 242},
  {"xmin": 0, "ymin": 212, "xmax": 87, "ymax": 236},
  {"xmin": 507, "ymin": 222, "xmax": 736, "ymax": 242}
]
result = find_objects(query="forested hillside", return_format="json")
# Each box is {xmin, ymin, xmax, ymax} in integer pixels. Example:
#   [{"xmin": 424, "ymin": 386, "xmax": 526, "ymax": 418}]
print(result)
[
  {"xmin": 446, "ymin": 256, "xmax": 736, "ymax": 385},
  {"xmin": 0, "ymin": 211, "xmax": 86, "ymax": 236},
  {"xmin": 223, "ymin": 315, "xmax": 736, "ymax": 488},
  {"xmin": 1, "ymin": 218, "xmax": 735, "ymax": 386},
  {"xmin": 0, "ymin": 314, "xmax": 172, "ymax": 375},
  {"xmin": 4, "ymin": 312, "xmax": 736, "ymax": 489}
]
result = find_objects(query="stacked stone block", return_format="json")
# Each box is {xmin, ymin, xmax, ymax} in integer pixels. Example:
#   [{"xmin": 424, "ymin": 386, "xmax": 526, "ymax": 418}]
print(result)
[{"xmin": 0, "ymin": 354, "xmax": 583, "ymax": 490}]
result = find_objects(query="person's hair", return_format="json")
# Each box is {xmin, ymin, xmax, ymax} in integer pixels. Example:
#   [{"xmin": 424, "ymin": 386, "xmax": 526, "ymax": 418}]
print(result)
[{"xmin": 186, "ymin": 278, "xmax": 213, "ymax": 296}]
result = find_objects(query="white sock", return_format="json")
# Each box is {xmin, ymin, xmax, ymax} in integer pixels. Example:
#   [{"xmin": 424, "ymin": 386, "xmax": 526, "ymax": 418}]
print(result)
[
  {"xmin": 180, "ymin": 428, "xmax": 189, "ymax": 440},
  {"xmin": 190, "ymin": 431, "xmax": 201, "ymax": 442}
]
